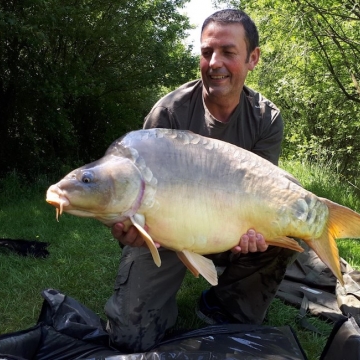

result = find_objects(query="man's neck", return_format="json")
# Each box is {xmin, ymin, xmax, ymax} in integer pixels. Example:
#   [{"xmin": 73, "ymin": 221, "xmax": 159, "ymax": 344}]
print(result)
[{"xmin": 204, "ymin": 95, "xmax": 240, "ymax": 123}]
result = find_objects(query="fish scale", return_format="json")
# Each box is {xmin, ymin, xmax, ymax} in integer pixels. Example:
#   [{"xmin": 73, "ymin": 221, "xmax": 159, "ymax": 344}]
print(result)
[{"xmin": 46, "ymin": 128, "xmax": 360, "ymax": 286}]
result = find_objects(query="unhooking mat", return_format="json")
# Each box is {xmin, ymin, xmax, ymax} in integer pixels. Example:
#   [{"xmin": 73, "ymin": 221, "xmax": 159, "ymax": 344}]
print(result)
[{"xmin": 0, "ymin": 288, "xmax": 307, "ymax": 360}]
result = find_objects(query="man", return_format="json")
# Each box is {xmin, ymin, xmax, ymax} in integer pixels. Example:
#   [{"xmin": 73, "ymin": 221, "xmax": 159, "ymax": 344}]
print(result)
[{"xmin": 105, "ymin": 9, "xmax": 296, "ymax": 353}]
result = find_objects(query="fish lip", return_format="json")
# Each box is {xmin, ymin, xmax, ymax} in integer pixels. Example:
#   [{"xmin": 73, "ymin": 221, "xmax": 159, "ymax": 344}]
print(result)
[
  {"xmin": 46, "ymin": 185, "xmax": 70, "ymax": 220},
  {"xmin": 46, "ymin": 185, "xmax": 69, "ymax": 206}
]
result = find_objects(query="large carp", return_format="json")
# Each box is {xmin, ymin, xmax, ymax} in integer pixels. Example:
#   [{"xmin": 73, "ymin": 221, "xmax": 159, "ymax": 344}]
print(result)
[{"xmin": 46, "ymin": 128, "xmax": 360, "ymax": 286}]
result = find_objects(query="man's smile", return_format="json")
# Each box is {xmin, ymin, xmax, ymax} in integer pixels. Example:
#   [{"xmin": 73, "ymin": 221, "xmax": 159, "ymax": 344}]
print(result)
[{"xmin": 210, "ymin": 75, "xmax": 228, "ymax": 79}]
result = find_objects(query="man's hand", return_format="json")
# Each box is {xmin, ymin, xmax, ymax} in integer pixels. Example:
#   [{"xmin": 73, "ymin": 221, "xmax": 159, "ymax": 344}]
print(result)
[
  {"xmin": 231, "ymin": 229, "xmax": 268, "ymax": 254},
  {"xmin": 111, "ymin": 222, "xmax": 161, "ymax": 248}
]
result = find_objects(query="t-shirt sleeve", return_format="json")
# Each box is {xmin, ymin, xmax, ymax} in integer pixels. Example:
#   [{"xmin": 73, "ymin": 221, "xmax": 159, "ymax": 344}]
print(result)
[
  {"xmin": 251, "ymin": 112, "xmax": 284, "ymax": 166},
  {"xmin": 143, "ymin": 106, "xmax": 175, "ymax": 129}
]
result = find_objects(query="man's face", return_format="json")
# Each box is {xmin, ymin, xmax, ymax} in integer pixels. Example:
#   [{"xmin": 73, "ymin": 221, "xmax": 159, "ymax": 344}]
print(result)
[{"xmin": 200, "ymin": 22, "xmax": 259, "ymax": 103}]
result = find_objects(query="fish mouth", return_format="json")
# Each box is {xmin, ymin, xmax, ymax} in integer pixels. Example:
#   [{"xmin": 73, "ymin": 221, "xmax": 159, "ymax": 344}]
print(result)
[{"xmin": 46, "ymin": 185, "xmax": 70, "ymax": 221}]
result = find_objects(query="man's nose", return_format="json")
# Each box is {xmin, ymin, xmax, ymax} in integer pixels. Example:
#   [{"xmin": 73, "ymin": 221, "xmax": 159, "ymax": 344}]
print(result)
[{"xmin": 209, "ymin": 51, "xmax": 222, "ymax": 68}]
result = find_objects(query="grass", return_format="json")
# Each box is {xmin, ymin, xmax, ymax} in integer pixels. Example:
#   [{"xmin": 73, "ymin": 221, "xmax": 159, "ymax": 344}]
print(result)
[
  {"xmin": 0, "ymin": 173, "xmax": 119, "ymax": 333},
  {"xmin": 1, "ymin": 161, "xmax": 360, "ymax": 359}
]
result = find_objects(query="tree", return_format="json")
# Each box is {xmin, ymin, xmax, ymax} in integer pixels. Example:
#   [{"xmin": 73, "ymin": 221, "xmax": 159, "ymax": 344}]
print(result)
[
  {"xmin": 0, "ymin": 0, "xmax": 198, "ymax": 178},
  {"xmin": 221, "ymin": 0, "xmax": 360, "ymax": 178}
]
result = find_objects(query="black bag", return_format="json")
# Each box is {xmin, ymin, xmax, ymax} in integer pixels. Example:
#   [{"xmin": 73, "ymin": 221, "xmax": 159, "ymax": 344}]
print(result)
[
  {"xmin": 0, "ymin": 289, "xmax": 307, "ymax": 360},
  {"xmin": 277, "ymin": 242, "xmax": 360, "ymax": 325},
  {"xmin": 321, "ymin": 270, "xmax": 360, "ymax": 359},
  {"xmin": 277, "ymin": 241, "xmax": 360, "ymax": 358},
  {"xmin": 321, "ymin": 316, "xmax": 360, "ymax": 360}
]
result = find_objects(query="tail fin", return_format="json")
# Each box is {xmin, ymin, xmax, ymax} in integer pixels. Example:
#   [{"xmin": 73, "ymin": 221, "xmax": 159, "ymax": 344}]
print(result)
[
  {"xmin": 321, "ymin": 198, "xmax": 360, "ymax": 239},
  {"xmin": 307, "ymin": 230, "xmax": 343, "ymax": 285},
  {"xmin": 307, "ymin": 198, "xmax": 360, "ymax": 286}
]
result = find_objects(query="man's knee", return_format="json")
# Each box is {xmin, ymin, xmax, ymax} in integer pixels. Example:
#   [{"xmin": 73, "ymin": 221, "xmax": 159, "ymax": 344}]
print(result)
[
  {"xmin": 105, "ymin": 311, "xmax": 161, "ymax": 352},
  {"xmin": 104, "ymin": 246, "xmax": 185, "ymax": 352}
]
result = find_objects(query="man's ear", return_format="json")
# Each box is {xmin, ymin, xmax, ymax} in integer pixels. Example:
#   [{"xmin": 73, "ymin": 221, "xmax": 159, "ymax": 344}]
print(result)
[{"xmin": 248, "ymin": 47, "xmax": 260, "ymax": 70}]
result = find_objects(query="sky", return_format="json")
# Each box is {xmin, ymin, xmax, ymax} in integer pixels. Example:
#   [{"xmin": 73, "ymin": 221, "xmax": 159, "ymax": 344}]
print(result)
[{"xmin": 180, "ymin": 0, "xmax": 228, "ymax": 54}]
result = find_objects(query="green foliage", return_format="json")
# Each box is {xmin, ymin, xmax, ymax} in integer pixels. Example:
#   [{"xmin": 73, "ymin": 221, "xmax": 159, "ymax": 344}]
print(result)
[
  {"xmin": 222, "ymin": 0, "xmax": 360, "ymax": 179},
  {"xmin": 0, "ymin": 0, "xmax": 198, "ymax": 178}
]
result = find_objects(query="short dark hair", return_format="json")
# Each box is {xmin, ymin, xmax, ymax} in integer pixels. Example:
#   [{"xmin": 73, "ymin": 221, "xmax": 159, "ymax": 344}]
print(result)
[{"xmin": 201, "ymin": 9, "xmax": 259, "ymax": 59}]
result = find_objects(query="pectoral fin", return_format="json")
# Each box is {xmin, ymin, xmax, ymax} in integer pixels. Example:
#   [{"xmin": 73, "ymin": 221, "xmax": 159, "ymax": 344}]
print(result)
[
  {"xmin": 177, "ymin": 250, "xmax": 218, "ymax": 286},
  {"xmin": 266, "ymin": 236, "xmax": 304, "ymax": 252},
  {"xmin": 130, "ymin": 215, "xmax": 161, "ymax": 267}
]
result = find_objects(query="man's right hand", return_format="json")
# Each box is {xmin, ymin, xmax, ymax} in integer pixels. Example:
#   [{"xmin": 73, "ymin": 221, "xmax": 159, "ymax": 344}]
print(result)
[{"xmin": 112, "ymin": 222, "xmax": 161, "ymax": 248}]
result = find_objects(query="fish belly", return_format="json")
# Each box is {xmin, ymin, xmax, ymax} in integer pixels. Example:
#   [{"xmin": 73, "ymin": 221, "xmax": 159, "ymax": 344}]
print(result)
[{"xmin": 122, "ymin": 129, "xmax": 329, "ymax": 254}]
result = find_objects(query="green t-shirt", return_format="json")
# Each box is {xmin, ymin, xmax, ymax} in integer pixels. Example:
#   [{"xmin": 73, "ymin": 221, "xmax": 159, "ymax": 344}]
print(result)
[{"xmin": 143, "ymin": 79, "xmax": 283, "ymax": 165}]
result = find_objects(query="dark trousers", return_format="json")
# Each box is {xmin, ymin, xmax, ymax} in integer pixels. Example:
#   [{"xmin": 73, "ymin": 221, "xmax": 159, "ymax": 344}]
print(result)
[{"xmin": 105, "ymin": 245, "xmax": 296, "ymax": 353}]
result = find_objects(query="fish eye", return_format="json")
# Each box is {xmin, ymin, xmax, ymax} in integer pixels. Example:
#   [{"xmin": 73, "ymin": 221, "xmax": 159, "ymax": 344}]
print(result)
[{"xmin": 81, "ymin": 172, "xmax": 93, "ymax": 184}]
